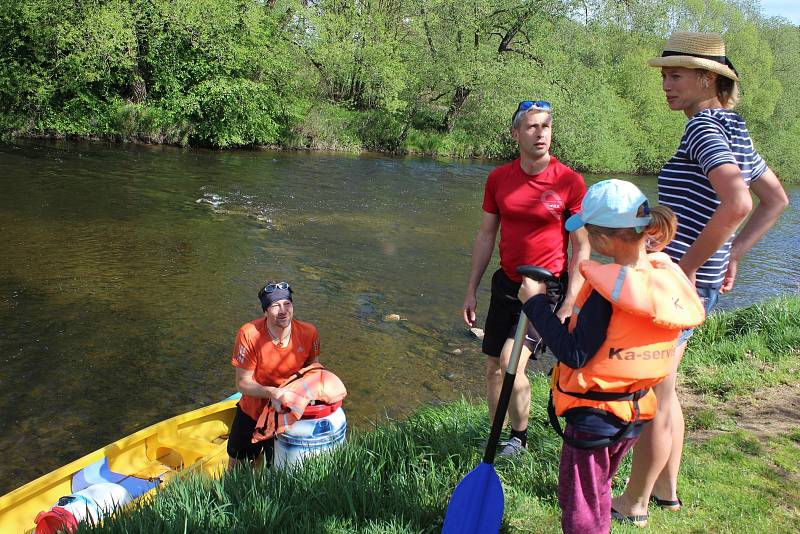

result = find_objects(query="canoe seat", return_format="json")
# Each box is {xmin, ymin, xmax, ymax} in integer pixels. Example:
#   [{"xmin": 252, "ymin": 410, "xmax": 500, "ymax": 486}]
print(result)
[
  {"xmin": 152, "ymin": 434, "xmax": 220, "ymax": 467},
  {"xmin": 131, "ymin": 460, "xmax": 173, "ymax": 481},
  {"xmin": 73, "ymin": 457, "xmax": 161, "ymax": 497}
]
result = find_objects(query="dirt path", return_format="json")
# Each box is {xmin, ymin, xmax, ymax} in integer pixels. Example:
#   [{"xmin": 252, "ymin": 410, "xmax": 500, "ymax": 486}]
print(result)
[{"xmin": 681, "ymin": 381, "xmax": 800, "ymax": 442}]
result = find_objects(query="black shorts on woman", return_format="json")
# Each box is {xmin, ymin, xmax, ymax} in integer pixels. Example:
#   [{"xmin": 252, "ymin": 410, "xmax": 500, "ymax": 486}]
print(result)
[{"xmin": 482, "ymin": 268, "xmax": 567, "ymax": 357}]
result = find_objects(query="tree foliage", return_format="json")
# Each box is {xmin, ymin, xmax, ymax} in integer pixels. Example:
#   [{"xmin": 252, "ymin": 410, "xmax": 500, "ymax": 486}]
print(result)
[{"xmin": 0, "ymin": 0, "xmax": 798, "ymax": 178}]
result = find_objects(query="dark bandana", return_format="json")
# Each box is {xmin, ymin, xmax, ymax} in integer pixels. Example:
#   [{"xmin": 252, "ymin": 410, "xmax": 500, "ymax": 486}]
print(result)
[{"xmin": 260, "ymin": 288, "xmax": 292, "ymax": 310}]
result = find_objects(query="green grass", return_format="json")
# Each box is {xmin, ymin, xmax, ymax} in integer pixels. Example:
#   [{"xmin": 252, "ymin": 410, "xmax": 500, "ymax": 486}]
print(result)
[
  {"xmin": 630, "ymin": 431, "xmax": 800, "ymax": 534},
  {"xmin": 81, "ymin": 406, "xmax": 800, "ymax": 534},
  {"xmin": 81, "ymin": 296, "xmax": 800, "ymax": 533},
  {"xmin": 81, "ymin": 399, "xmax": 497, "ymax": 534},
  {"xmin": 683, "ymin": 295, "xmax": 800, "ymax": 399}
]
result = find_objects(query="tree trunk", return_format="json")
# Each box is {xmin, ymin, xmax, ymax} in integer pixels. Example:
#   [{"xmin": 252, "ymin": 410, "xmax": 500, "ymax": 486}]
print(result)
[
  {"xmin": 442, "ymin": 86, "xmax": 470, "ymax": 132},
  {"xmin": 130, "ymin": 64, "xmax": 147, "ymax": 104}
]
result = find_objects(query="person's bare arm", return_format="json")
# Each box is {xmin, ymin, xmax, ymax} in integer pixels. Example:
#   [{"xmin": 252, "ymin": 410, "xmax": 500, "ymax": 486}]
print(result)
[
  {"xmin": 721, "ymin": 168, "xmax": 789, "ymax": 292},
  {"xmin": 235, "ymin": 367, "xmax": 278, "ymax": 400},
  {"xmin": 557, "ymin": 227, "xmax": 589, "ymax": 322},
  {"xmin": 463, "ymin": 211, "xmax": 500, "ymax": 326},
  {"xmin": 678, "ymin": 163, "xmax": 753, "ymax": 283}
]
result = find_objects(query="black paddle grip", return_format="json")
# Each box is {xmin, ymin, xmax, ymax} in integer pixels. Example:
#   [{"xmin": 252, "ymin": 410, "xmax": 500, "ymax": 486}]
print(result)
[{"xmin": 516, "ymin": 265, "xmax": 556, "ymax": 282}]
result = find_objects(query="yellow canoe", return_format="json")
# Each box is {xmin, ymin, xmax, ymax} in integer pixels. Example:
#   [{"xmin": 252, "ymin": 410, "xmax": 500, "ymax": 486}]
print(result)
[{"xmin": 0, "ymin": 394, "xmax": 239, "ymax": 534}]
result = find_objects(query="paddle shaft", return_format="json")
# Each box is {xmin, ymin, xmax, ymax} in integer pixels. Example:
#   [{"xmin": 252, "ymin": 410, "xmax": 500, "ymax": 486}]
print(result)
[
  {"xmin": 481, "ymin": 264, "xmax": 554, "ymax": 464},
  {"xmin": 482, "ymin": 311, "xmax": 529, "ymax": 464},
  {"xmin": 441, "ymin": 265, "xmax": 551, "ymax": 534}
]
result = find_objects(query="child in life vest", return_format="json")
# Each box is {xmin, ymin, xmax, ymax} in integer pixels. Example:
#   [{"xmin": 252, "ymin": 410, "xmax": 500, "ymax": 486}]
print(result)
[{"xmin": 518, "ymin": 179, "xmax": 704, "ymax": 534}]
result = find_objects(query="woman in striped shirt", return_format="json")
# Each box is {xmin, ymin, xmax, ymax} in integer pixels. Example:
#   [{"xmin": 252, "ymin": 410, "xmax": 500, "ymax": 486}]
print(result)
[{"xmin": 611, "ymin": 32, "xmax": 789, "ymax": 526}]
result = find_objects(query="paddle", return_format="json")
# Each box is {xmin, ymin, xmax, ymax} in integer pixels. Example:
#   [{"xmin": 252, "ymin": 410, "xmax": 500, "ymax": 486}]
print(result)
[{"xmin": 442, "ymin": 265, "xmax": 555, "ymax": 534}]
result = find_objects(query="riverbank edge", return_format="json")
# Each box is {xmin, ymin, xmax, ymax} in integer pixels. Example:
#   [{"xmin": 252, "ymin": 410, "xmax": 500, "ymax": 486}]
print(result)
[
  {"xmin": 0, "ymin": 129, "xmax": 502, "ymax": 165},
  {"xmin": 0, "ymin": 129, "xmax": 524, "ymax": 164},
  {"xmin": 81, "ymin": 294, "xmax": 800, "ymax": 533},
  {"xmin": 7, "ymin": 130, "xmax": 799, "ymax": 184}
]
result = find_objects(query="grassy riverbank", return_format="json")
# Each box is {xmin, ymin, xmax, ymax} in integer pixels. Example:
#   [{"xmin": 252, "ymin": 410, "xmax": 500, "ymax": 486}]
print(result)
[{"xmin": 82, "ymin": 295, "xmax": 800, "ymax": 533}]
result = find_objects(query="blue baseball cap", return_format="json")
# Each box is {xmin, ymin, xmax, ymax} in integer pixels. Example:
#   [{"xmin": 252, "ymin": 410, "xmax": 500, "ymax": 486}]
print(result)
[{"xmin": 565, "ymin": 179, "xmax": 652, "ymax": 232}]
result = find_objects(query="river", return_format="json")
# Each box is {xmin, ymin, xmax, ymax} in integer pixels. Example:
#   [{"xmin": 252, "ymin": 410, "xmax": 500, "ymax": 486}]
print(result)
[{"xmin": 1, "ymin": 140, "xmax": 797, "ymax": 493}]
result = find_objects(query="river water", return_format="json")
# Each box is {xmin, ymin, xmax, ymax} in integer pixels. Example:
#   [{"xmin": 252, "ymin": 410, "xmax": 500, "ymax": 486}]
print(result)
[{"xmin": 1, "ymin": 140, "xmax": 797, "ymax": 493}]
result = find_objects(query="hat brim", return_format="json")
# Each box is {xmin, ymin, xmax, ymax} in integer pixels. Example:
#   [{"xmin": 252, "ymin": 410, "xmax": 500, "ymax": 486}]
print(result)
[
  {"xmin": 565, "ymin": 213, "xmax": 586, "ymax": 232},
  {"xmin": 648, "ymin": 56, "xmax": 738, "ymax": 81}
]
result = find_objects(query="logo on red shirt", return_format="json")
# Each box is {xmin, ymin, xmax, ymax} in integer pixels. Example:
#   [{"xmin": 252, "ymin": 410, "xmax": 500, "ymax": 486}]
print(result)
[{"xmin": 541, "ymin": 190, "xmax": 565, "ymax": 219}]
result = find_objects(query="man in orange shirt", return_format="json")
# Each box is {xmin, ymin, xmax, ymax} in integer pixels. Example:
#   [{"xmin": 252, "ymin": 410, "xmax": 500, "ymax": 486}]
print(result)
[{"xmin": 228, "ymin": 281, "xmax": 320, "ymax": 468}]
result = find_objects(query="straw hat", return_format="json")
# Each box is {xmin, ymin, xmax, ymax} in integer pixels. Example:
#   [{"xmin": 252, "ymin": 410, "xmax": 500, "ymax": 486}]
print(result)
[{"xmin": 648, "ymin": 32, "xmax": 739, "ymax": 81}]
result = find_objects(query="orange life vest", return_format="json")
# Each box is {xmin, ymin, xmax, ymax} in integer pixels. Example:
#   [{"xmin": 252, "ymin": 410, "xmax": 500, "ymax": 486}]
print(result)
[
  {"xmin": 549, "ymin": 253, "xmax": 705, "ymax": 446},
  {"xmin": 252, "ymin": 362, "xmax": 347, "ymax": 443}
]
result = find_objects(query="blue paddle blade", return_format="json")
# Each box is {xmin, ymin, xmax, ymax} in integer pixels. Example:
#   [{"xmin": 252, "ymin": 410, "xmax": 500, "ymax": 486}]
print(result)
[{"xmin": 442, "ymin": 462, "xmax": 504, "ymax": 534}]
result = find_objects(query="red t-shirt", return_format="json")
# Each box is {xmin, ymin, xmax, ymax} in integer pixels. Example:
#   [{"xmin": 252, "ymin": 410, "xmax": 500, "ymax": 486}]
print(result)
[
  {"xmin": 231, "ymin": 318, "xmax": 321, "ymax": 420},
  {"xmin": 482, "ymin": 156, "xmax": 586, "ymax": 282}
]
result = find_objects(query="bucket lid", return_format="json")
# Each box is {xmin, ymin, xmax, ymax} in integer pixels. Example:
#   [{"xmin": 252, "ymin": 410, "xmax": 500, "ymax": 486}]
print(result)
[
  {"xmin": 35, "ymin": 507, "xmax": 78, "ymax": 534},
  {"xmin": 302, "ymin": 401, "xmax": 342, "ymax": 419}
]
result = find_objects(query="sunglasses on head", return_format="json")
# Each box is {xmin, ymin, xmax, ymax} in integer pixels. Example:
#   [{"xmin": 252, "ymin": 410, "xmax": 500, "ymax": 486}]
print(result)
[
  {"xmin": 513, "ymin": 100, "xmax": 553, "ymax": 122},
  {"xmin": 518, "ymin": 100, "xmax": 552, "ymax": 112},
  {"xmin": 262, "ymin": 282, "xmax": 291, "ymax": 294}
]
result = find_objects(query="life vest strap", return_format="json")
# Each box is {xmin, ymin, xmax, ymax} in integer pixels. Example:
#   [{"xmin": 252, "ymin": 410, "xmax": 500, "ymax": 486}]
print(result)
[
  {"xmin": 556, "ymin": 379, "xmax": 650, "ymax": 403},
  {"xmin": 547, "ymin": 391, "xmax": 641, "ymax": 449},
  {"xmin": 284, "ymin": 363, "xmax": 324, "ymax": 387}
]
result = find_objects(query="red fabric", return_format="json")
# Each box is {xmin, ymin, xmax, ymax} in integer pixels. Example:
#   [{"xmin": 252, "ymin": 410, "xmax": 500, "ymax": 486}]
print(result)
[
  {"xmin": 35, "ymin": 507, "xmax": 78, "ymax": 534},
  {"xmin": 482, "ymin": 156, "xmax": 586, "ymax": 282},
  {"xmin": 231, "ymin": 319, "xmax": 320, "ymax": 420},
  {"xmin": 558, "ymin": 427, "xmax": 638, "ymax": 534},
  {"xmin": 302, "ymin": 400, "xmax": 342, "ymax": 419}
]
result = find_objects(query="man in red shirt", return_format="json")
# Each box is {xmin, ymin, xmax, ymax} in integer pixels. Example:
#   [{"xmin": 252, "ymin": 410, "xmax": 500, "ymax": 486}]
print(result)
[
  {"xmin": 462, "ymin": 101, "xmax": 590, "ymax": 456},
  {"xmin": 228, "ymin": 281, "xmax": 320, "ymax": 468}
]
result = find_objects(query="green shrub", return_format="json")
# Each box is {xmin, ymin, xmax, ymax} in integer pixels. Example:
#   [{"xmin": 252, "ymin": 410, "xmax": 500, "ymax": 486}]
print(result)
[
  {"xmin": 290, "ymin": 102, "xmax": 363, "ymax": 151},
  {"xmin": 110, "ymin": 101, "xmax": 192, "ymax": 145},
  {"xmin": 403, "ymin": 128, "xmax": 444, "ymax": 155},
  {"xmin": 189, "ymin": 78, "xmax": 282, "ymax": 148}
]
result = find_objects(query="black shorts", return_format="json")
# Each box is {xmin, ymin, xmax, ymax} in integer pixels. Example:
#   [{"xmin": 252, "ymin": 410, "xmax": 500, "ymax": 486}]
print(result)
[
  {"xmin": 227, "ymin": 404, "xmax": 274, "ymax": 465},
  {"xmin": 482, "ymin": 268, "xmax": 567, "ymax": 358}
]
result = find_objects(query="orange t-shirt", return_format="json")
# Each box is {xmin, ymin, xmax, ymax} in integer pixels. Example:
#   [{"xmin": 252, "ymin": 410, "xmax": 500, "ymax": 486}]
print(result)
[{"xmin": 231, "ymin": 318, "xmax": 321, "ymax": 420}]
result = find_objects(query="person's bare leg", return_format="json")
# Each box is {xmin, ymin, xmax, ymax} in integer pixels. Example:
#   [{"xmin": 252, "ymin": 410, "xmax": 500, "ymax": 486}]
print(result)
[
  {"xmin": 497, "ymin": 337, "xmax": 533, "ymax": 432},
  {"xmin": 612, "ymin": 343, "xmax": 686, "ymax": 516},
  {"xmin": 486, "ymin": 338, "xmax": 532, "ymax": 428},
  {"xmin": 611, "ymin": 373, "xmax": 676, "ymax": 516},
  {"xmin": 652, "ymin": 397, "xmax": 684, "ymax": 502},
  {"xmin": 486, "ymin": 356, "xmax": 503, "ymax": 426}
]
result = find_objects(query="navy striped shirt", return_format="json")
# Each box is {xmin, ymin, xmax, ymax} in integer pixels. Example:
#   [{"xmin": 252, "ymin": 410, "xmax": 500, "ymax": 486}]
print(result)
[{"xmin": 658, "ymin": 109, "xmax": 767, "ymax": 287}]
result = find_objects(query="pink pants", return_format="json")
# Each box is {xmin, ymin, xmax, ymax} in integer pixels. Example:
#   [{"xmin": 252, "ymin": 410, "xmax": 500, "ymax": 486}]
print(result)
[{"xmin": 558, "ymin": 426, "xmax": 638, "ymax": 534}]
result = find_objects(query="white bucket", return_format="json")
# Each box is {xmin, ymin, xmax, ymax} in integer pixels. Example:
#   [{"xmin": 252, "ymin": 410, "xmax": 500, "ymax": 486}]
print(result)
[
  {"xmin": 273, "ymin": 406, "xmax": 347, "ymax": 469},
  {"xmin": 35, "ymin": 482, "xmax": 132, "ymax": 533}
]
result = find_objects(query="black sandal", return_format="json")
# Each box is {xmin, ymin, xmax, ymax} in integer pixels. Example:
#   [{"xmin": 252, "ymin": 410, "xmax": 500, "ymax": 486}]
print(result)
[
  {"xmin": 611, "ymin": 508, "xmax": 648, "ymax": 527},
  {"xmin": 651, "ymin": 495, "xmax": 683, "ymax": 510}
]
